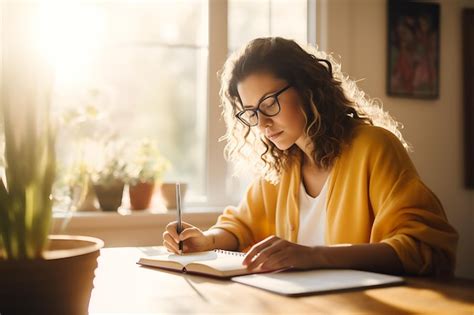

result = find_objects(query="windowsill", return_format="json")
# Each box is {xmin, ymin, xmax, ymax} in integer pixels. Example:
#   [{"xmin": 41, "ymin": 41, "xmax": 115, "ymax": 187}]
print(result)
[
  {"xmin": 51, "ymin": 206, "xmax": 223, "ymax": 247},
  {"xmin": 53, "ymin": 207, "xmax": 223, "ymax": 232},
  {"xmin": 53, "ymin": 205, "xmax": 223, "ymax": 218}
]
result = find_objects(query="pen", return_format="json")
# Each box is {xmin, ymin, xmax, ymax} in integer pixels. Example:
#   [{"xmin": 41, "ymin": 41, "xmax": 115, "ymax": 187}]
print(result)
[{"xmin": 176, "ymin": 183, "xmax": 183, "ymax": 255}]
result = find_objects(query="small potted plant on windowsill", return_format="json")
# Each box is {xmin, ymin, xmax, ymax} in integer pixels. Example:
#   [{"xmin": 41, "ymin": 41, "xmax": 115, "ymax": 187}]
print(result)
[
  {"xmin": 126, "ymin": 139, "xmax": 171, "ymax": 210},
  {"xmin": 56, "ymin": 161, "xmax": 99, "ymax": 212},
  {"xmin": 71, "ymin": 164, "xmax": 99, "ymax": 212},
  {"xmin": 56, "ymin": 93, "xmax": 110, "ymax": 213},
  {"xmin": 92, "ymin": 155, "xmax": 127, "ymax": 212}
]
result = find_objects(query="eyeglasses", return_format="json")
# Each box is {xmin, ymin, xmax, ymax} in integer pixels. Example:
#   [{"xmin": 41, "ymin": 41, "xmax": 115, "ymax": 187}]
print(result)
[{"xmin": 235, "ymin": 85, "xmax": 291, "ymax": 127}]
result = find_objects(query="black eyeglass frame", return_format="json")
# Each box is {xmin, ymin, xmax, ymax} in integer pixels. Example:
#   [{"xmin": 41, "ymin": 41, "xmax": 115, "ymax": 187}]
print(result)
[{"xmin": 235, "ymin": 85, "xmax": 292, "ymax": 127}]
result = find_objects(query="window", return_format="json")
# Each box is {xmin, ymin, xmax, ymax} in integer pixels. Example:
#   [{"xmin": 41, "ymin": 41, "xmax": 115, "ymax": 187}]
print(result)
[
  {"xmin": 50, "ymin": 1, "xmax": 208, "ymax": 205},
  {"xmin": 46, "ymin": 0, "xmax": 312, "ymax": 209},
  {"xmin": 229, "ymin": 0, "xmax": 308, "ymax": 52}
]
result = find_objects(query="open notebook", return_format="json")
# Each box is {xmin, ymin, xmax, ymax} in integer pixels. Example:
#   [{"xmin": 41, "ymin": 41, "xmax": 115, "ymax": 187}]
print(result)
[
  {"xmin": 232, "ymin": 269, "xmax": 404, "ymax": 296},
  {"xmin": 137, "ymin": 249, "xmax": 251, "ymax": 278},
  {"xmin": 138, "ymin": 249, "xmax": 404, "ymax": 295}
]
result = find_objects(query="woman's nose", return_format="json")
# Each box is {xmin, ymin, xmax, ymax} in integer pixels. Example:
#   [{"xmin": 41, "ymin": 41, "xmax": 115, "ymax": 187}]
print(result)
[{"xmin": 258, "ymin": 113, "xmax": 272, "ymax": 128}]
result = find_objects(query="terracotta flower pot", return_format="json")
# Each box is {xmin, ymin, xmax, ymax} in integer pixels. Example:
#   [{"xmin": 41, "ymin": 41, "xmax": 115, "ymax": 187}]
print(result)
[
  {"xmin": 129, "ymin": 181, "xmax": 156, "ymax": 210},
  {"xmin": 0, "ymin": 235, "xmax": 104, "ymax": 315},
  {"xmin": 93, "ymin": 180, "xmax": 125, "ymax": 211}
]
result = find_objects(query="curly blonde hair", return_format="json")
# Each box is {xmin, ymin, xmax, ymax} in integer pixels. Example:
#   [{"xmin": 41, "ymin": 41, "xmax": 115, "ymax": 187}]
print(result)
[{"xmin": 219, "ymin": 37, "xmax": 409, "ymax": 184}]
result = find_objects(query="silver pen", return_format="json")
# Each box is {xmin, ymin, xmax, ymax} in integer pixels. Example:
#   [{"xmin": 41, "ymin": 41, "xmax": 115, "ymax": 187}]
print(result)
[{"xmin": 176, "ymin": 183, "xmax": 183, "ymax": 255}]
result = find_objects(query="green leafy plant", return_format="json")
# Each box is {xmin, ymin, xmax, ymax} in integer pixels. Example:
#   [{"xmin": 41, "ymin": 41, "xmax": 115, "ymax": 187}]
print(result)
[
  {"xmin": 93, "ymin": 158, "xmax": 127, "ymax": 186},
  {"xmin": 53, "ymin": 91, "xmax": 110, "ymax": 210},
  {"xmin": 126, "ymin": 139, "xmax": 171, "ymax": 185},
  {"xmin": 53, "ymin": 160, "xmax": 92, "ymax": 213},
  {"xmin": 91, "ymin": 139, "xmax": 128, "ymax": 186},
  {"xmin": 0, "ymin": 105, "xmax": 56, "ymax": 260}
]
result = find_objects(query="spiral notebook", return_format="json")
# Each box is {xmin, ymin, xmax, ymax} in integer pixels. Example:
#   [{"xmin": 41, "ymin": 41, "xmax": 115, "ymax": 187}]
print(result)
[
  {"xmin": 138, "ymin": 249, "xmax": 404, "ymax": 294},
  {"xmin": 137, "ymin": 249, "xmax": 251, "ymax": 278}
]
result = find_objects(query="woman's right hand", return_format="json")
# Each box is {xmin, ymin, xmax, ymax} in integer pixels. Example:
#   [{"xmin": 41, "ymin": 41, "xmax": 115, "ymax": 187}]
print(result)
[{"xmin": 162, "ymin": 221, "xmax": 214, "ymax": 254}]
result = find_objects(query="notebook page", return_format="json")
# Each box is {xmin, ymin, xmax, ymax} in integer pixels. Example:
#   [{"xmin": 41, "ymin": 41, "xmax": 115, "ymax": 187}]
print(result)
[
  {"xmin": 138, "ymin": 249, "xmax": 247, "ymax": 276},
  {"xmin": 194, "ymin": 251, "xmax": 245, "ymax": 271},
  {"xmin": 148, "ymin": 250, "xmax": 245, "ymax": 269},
  {"xmin": 163, "ymin": 251, "xmax": 219, "ymax": 266},
  {"xmin": 232, "ymin": 269, "xmax": 404, "ymax": 295}
]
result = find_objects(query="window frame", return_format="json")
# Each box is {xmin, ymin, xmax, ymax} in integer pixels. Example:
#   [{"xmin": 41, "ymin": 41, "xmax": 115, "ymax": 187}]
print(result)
[
  {"xmin": 42, "ymin": 0, "xmax": 318, "ymax": 213},
  {"xmin": 205, "ymin": 0, "xmax": 231, "ymax": 207},
  {"xmin": 204, "ymin": 0, "xmax": 317, "ymax": 208}
]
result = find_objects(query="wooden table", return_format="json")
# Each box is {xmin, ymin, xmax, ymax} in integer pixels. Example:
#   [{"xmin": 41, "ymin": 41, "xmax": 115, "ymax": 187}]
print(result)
[{"xmin": 89, "ymin": 247, "xmax": 474, "ymax": 314}]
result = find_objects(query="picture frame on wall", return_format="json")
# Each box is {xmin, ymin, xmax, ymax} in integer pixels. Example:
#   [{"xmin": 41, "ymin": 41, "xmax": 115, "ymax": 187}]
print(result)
[
  {"xmin": 463, "ymin": 8, "xmax": 474, "ymax": 189},
  {"xmin": 387, "ymin": 0, "xmax": 440, "ymax": 99}
]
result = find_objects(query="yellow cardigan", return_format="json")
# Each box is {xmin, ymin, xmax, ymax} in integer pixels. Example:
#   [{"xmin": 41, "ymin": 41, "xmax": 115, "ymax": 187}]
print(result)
[{"xmin": 211, "ymin": 125, "xmax": 458, "ymax": 275}]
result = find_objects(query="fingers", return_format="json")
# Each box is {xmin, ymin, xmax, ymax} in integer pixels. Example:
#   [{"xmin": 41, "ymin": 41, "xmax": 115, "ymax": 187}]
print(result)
[
  {"xmin": 165, "ymin": 222, "xmax": 179, "ymax": 242},
  {"xmin": 163, "ymin": 221, "xmax": 203, "ymax": 254},
  {"xmin": 163, "ymin": 240, "xmax": 178, "ymax": 254},
  {"xmin": 165, "ymin": 221, "xmax": 194, "ymax": 242},
  {"xmin": 242, "ymin": 236, "xmax": 273, "ymax": 266},
  {"xmin": 260, "ymin": 251, "xmax": 291, "ymax": 271},
  {"xmin": 179, "ymin": 227, "xmax": 203, "ymax": 241},
  {"xmin": 180, "ymin": 221, "xmax": 195, "ymax": 229},
  {"xmin": 247, "ymin": 242, "xmax": 287, "ymax": 271},
  {"xmin": 163, "ymin": 232, "xmax": 190, "ymax": 254},
  {"xmin": 245, "ymin": 240, "xmax": 313, "ymax": 271},
  {"xmin": 243, "ymin": 236, "xmax": 285, "ymax": 270},
  {"xmin": 166, "ymin": 221, "xmax": 194, "ymax": 230},
  {"xmin": 163, "ymin": 232, "xmax": 179, "ymax": 254}
]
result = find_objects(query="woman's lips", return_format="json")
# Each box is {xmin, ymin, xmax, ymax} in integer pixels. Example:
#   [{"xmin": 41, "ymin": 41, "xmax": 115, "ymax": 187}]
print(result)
[{"xmin": 267, "ymin": 131, "xmax": 283, "ymax": 140}]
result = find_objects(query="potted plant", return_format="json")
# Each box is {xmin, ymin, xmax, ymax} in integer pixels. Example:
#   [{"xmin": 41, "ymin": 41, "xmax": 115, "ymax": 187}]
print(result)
[
  {"xmin": 92, "ymin": 140, "xmax": 128, "ymax": 211},
  {"xmin": 68, "ymin": 161, "xmax": 99, "ymax": 212},
  {"xmin": 54, "ymin": 159, "xmax": 100, "ymax": 214},
  {"xmin": 0, "ymin": 4, "xmax": 104, "ymax": 313},
  {"xmin": 0, "ymin": 72, "xmax": 103, "ymax": 314},
  {"xmin": 56, "ymin": 97, "xmax": 110, "ymax": 213},
  {"xmin": 126, "ymin": 139, "xmax": 171, "ymax": 210}
]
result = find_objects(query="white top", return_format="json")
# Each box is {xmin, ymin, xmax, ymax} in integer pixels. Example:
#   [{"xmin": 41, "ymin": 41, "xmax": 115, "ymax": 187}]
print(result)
[{"xmin": 297, "ymin": 175, "xmax": 330, "ymax": 247}]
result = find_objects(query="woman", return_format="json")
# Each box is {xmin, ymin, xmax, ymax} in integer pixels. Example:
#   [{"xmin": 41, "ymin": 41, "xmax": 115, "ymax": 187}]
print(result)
[{"xmin": 163, "ymin": 37, "xmax": 458, "ymax": 276}]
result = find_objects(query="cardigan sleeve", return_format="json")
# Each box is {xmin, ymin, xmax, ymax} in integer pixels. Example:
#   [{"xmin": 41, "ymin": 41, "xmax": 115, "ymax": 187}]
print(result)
[
  {"xmin": 366, "ymin": 128, "xmax": 458, "ymax": 275},
  {"xmin": 210, "ymin": 179, "xmax": 276, "ymax": 251}
]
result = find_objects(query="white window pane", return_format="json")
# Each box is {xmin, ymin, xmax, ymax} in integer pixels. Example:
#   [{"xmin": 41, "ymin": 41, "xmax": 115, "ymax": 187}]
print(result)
[
  {"xmin": 228, "ymin": 0, "xmax": 307, "ymax": 51},
  {"xmin": 228, "ymin": 0, "xmax": 270, "ymax": 51},
  {"xmin": 101, "ymin": 0, "xmax": 208, "ymax": 46},
  {"xmin": 270, "ymin": 0, "xmax": 307, "ymax": 43},
  {"xmin": 90, "ymin": 46, "xmax": 207, "ymax": 198},
  {"xmin": 51, "ymin": 1, "xmax": 208, "ymax": 202}
]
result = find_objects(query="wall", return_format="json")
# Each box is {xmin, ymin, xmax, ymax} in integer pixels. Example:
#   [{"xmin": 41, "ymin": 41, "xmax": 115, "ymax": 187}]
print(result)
[{"xmin": 324, "ymin": 0, "xmax": 473, "ymax": 278}]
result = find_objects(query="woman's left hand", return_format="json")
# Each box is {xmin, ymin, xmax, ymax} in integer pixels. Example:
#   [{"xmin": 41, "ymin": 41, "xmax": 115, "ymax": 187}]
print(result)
[{"xmin": 242, "ymin": 235, "xmax": 319, "ymax": 271}]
